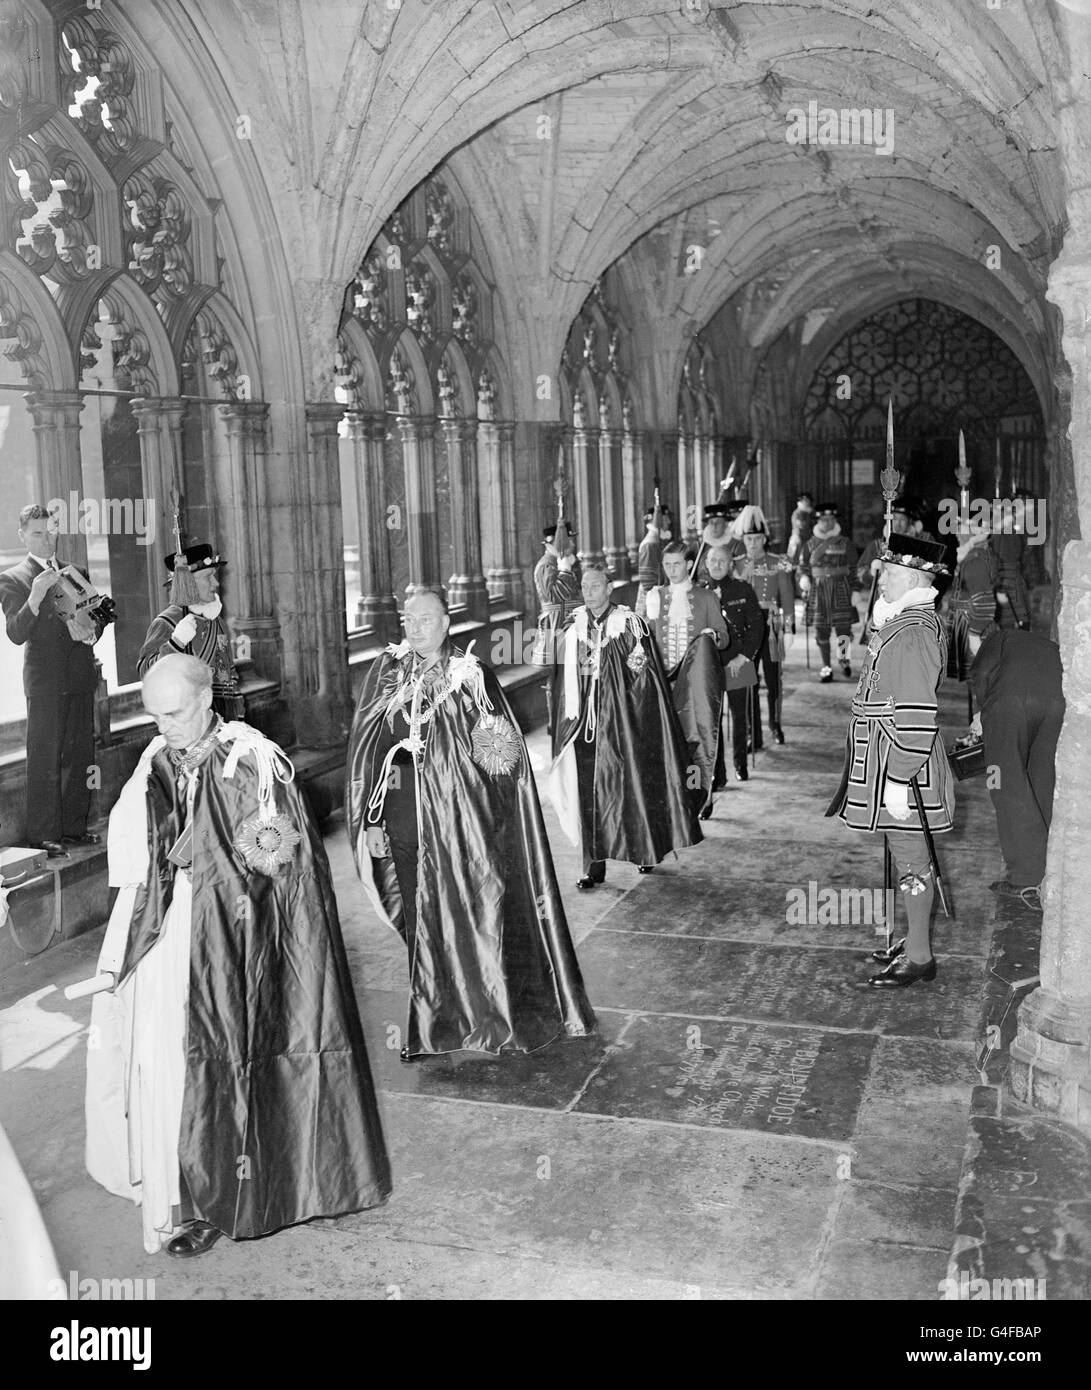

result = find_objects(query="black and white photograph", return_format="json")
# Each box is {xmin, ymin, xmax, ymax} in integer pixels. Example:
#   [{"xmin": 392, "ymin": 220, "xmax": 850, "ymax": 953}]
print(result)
[{"xmin": 0, "ymin": 0, "xmax": 1087, "ymax": 1342}]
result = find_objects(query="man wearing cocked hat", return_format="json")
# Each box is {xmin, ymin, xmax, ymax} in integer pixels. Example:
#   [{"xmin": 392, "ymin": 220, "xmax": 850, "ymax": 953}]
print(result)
[
  {"xmin": 827, "ymin": 532, "xmax": 955, "ymax": 988},
  {"xmin": 139, "ymin": 541, "xmax": 244, "ymax": 720}
]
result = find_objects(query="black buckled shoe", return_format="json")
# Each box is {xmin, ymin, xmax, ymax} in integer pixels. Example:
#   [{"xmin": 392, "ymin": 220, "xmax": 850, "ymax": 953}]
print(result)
[
  {"xmin": 867, "ymin": 956, "xmax": 936, "ymax": 988},
  {"xmin": 734, "ymin": 763, "xmax": 749, "ymax": 781},
  {"xmin": 576, "ymin": 876, "xmax": 602, "ymax": 890},
  {"xmin": 770, "ymin": 726, "xmax": 785, "ymax": 744},
  {"xmin": 166, "ymin": 1221, "xmax": 222, "ymax": 1258},
  {"xmin": 870, "ymin": 937, "xmax": 905, "ymax": 964},
  {"xmin": 638, "ymin": 865, "xmax": 654, "ymax": 874},
  {"xmin": 840, "ymin": 661, "xmax": 852, "ymax": 678}
]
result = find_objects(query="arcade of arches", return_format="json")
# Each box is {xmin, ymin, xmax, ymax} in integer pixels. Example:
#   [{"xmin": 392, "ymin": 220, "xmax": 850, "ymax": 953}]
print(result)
[{"xmin": 1, "ymin": 1, "xmax": 1090, "ymax": 1145}]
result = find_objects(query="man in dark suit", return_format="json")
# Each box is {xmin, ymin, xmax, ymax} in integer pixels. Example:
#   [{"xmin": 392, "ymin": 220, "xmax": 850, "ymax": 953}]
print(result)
[
  {"xmin": 704, "ymin": 545, "xmax": 763, "ymax": 783},
  {"xmin": 969, "ymin": 629, "xmax": 1064, "ymax": 909},
  {"xmin": 0, "ymin": 504, "xmax": 104, "ymax": 857}
]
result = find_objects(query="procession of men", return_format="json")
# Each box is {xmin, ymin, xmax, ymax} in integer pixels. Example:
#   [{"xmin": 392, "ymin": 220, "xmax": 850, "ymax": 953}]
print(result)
[{"xmin": 4, "ymin": 478, "xmax": 1054, "ymax": 1266}]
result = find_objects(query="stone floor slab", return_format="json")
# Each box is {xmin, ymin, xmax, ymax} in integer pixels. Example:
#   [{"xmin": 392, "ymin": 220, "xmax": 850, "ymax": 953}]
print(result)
[
  {"xmin": 579, "ymin": 931, "xmax": 983, "ymax": 1037},
  {"xmin": 605, "ymin": 874, "xmax": 992, "ymax": 954},
  {"xmin": 816, "ymin": 1238, "xmax": 951, "ymax": 1300},
  {"xmin": 337, "ymin": 1094, "xmax": 838, "ymax": 1293},
  {"xmin": 358, "ymin": 987, "xmax": 615, "ymax": 1108},
  {"xmin": 574, "ymin": 1011, "xmax": 876, "ymax": 1141}
]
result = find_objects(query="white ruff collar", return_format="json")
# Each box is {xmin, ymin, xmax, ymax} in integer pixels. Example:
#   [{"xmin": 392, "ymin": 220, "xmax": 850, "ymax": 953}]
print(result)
[{"xmin": 872, "ymin": 587, "xmax": 938, "ymax": 629}]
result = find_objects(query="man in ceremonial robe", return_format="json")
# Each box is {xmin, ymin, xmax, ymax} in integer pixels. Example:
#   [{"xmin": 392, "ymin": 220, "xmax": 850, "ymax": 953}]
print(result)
[
  {"xmin": 827, "ymin": 534, "xmax": 955, "ymax": 988},
  {"xmin": 645, "ymin": 541, "xmax": 729, "ymax": 807},
  {"xmin": 347, "ymin": 588, "xmax": 595, "ymax": 1059},
  {"xmin": 549, "ymin": 564, "xmax": 702, "ymax": 888},
  {"xmin": 139, "ymin": 541, "xmax": 244, "ymax": 720},
  {"xmin": 85, "ymin": 655, "xmax": 391, "ymax": 1257}
]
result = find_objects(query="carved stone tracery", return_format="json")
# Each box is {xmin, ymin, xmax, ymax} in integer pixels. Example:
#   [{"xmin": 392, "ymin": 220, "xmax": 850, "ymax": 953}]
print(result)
[
  {"xmin": 123, "ymin": 170, "xmax": 194, "ymax": 303},
  {"xmin": 59, "ymin": 16, "xmax": 138, "ymax": 159},
  {"xmin": 8, "ymin": 139, "xmax": 97, "ymax": 281}
]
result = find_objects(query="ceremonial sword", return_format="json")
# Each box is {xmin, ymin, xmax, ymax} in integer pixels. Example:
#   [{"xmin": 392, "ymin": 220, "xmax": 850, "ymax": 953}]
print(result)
[{"xmin": 909, "ymin": 775, "xmax": 951, "ymax": 918}]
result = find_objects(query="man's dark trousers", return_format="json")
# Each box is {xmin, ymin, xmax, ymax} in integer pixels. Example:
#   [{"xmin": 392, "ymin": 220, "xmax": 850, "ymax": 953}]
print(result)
[
  {"xmin": 983, "ymin": 688, "xmax": 1064, "ymax": 887},
  {"xmin": 713, "ymin": 688, "xmax": 750, "ymax": 783},
  {"xmin": 383, "ymin": 752, "xmax": 420, "ymax": 953},
  {"xmin": 748, "ymin": 627, "xmax": 781, "ymax": 748},
  {"xmin": 26, "ymin": 691, "xmax": 94, "ymax": 842},
  {"xmin": 575, "ymin": 731, "xmax": 605, "ymax": 882}
]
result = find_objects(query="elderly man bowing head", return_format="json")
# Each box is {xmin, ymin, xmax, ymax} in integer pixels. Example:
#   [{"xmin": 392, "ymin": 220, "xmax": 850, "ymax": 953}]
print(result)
[{"xmin": 85, "ymin": 654, "xmax": 390, "ymax": 1258}]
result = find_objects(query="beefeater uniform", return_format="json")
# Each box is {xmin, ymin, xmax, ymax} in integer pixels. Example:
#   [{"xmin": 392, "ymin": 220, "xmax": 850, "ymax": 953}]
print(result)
[{"xmin": 827, "ymin": 531, "xmax": 954, "ymax": 986}]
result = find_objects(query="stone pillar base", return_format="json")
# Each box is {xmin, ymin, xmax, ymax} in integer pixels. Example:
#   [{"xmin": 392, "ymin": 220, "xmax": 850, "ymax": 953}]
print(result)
[
  {"xmin": 486, "ymin": 567, "xmax": 523, "ymax": 610},
  {"xmin": 233, "ymin": 616, "xmax": 283, "ymax": 688},
  {"xmin": 356, "ymin": 596, "xmax": 400, "ymax": 644},
  {"xmin": 605, "ymin": 546, "xmax": 629, "ymax": 581},
  {"xmin": 447, "ymin": 577, "xmax": 490, "ymax": 623},
  {"xmin": 1008, "ymin": 988, "xmax": 1091, "ymax": 1137}
]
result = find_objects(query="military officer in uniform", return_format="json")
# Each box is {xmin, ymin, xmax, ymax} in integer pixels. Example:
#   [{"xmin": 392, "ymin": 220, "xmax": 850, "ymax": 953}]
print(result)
[
  {"xmin": 731, "ymin": 506, "xmax": 795, "ymax": 747},
  {"xmin": 139, "ymin": 541, "xmax": 244, "ymax": 720},
  {"xmin": 704, "ymin": 546, "xmax": 763, "ymax": 782},
  {"xmin": 827, "ymin": 533, "xmax": 955, "ymax": 988},
  {"xmin": 531, "ymin": 519, "xmax": 582, "ymax": 723}
]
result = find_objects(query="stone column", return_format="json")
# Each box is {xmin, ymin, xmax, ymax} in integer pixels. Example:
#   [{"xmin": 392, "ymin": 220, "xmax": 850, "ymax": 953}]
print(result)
[
  {"xmin": 572, "ymin": 422, "xmax": 605, "ymax": 568},
  {"xmin": 26, "ymin": 390, "xmax": 87, "ymax": 571},
  {"xmin": 397, "ymin": 416, "xmax": 440, "ymax": 593},
  {"xmin": 693, "ymin": 433, "xmax": 708, "ymax": 534},
  {"xmin": 621, "ymin": 428, "xmax": 640, "ymax": 572},
  {"xmin": 441, "ymin": 416, "xmax": 490, "ymax": 620},
  {"xmin": 299, "ymin": 402, "xmax": 353, "ymax": 743},
  {"xmin": 484, "ymin": 421, "xmax": 522, "ymax": 608},
  {"xmin": 1008, "ymin": 217, "xmax": 1091, "ymax": 1135},
  {"xmin": 345, "ymin": 410, "xmax": 399, "ymax": 641},
  {"xmin": 217, "ymin": 401, "xmax": 283, "ymax": 688},
  {"xmin": 600, "ymin": 427, "xmax": 626, "ymax": 578},
  {"xmin": 131, "ymin": 397, "xmax": 185, "ymax": 617}
]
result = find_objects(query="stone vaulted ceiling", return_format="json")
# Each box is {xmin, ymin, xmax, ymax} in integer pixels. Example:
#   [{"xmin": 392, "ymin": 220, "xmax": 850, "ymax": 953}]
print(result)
[{"xmin": 155, "ymin": 0, "xmax": 1073, "ymax": 411}]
